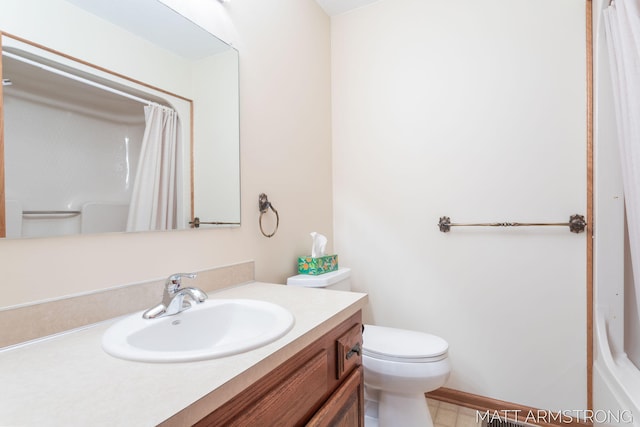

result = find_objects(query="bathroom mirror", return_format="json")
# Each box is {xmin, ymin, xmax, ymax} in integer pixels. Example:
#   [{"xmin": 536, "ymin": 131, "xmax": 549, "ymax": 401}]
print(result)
[{"xmin": 0, "ymin": 0, "xmax": 240, "ymax": 238}]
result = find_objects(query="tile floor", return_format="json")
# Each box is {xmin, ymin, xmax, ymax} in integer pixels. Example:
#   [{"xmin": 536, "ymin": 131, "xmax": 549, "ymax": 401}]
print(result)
[
  {"xmin": 427, "ymin": 398, "xmax": 484, "ymax": 427},
  {"xmin": 364, "ymin": 397, "xmax": 485, "ymax": 427}
]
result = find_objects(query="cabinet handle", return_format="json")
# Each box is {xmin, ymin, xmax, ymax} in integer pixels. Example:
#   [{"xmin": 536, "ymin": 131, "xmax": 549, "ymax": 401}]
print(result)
[{"xmin": 346, "ymin": 343, "xmax": 361, "ymax": 360}]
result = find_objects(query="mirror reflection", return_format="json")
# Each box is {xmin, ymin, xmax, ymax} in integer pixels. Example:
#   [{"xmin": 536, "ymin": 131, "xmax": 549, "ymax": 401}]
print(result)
[{"xmin": 0, "ymin": 0, "xmax": 240, "ymax": 238}]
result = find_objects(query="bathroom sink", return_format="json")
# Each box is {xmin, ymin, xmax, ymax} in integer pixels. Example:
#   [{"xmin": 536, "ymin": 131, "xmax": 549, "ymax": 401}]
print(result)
[{"xmin": 102, "ymin": 299, "xmax": 295, "ymax": 362}]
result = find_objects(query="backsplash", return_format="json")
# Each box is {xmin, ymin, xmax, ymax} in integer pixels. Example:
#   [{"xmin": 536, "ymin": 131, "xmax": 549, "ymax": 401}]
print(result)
[{"xmin": 0, "ymin": 261, "xmax": 255, "ymax": 348}]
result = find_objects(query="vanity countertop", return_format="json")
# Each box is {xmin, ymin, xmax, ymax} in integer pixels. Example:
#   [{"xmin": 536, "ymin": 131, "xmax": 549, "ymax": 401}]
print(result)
[{"xmin": 0, "ymin": 282, "xmax": 367, "ymax": 427}]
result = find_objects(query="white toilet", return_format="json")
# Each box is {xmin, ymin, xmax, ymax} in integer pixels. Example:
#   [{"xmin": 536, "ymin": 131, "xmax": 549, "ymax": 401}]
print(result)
[{"xmin": 287, "ymin": 268, "xmax": 451, "ymax": 427}]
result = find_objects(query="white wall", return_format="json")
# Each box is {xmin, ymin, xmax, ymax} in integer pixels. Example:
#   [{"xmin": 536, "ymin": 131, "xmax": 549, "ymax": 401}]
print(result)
[
  {"xmin": 332, "ymin": 0, "xmax": 587, "ymax": 411},
  {"xmin": 0, "ymin": 0, "xmax": 332, "ymax": 306}
]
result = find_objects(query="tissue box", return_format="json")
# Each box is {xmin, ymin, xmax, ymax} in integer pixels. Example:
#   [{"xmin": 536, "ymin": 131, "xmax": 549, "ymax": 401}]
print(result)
[{"xmin": 297, "ymin": 254, "xmax": 338, "ymax": 275}]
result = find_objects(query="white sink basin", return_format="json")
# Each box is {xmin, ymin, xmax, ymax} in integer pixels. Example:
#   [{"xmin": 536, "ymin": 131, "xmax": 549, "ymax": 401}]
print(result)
[{"xmin": 102, "ymin": 298, "xmax": 295, "ymax": 363}]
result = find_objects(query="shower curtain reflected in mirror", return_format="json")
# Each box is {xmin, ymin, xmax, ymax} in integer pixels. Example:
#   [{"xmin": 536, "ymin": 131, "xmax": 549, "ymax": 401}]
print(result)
[
  {"xmin": 126, "ymin": 103, "xmax": 182, "ymax": 231},
  {"xmin": 604, "ymin": 0, "xmax": 640, "ymax": 357}
]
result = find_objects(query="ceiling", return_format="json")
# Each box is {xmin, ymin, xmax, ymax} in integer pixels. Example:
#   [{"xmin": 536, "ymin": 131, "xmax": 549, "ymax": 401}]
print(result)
[{"xmin": 314, "ymin": 0, "xmax": 380, "ymax": 16}]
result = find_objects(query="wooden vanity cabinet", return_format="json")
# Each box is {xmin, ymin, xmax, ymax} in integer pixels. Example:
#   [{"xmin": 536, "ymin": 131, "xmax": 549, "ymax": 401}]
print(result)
[{"xmin": 194, "ymin": 311, "xmax": 364, "ymax": 427}]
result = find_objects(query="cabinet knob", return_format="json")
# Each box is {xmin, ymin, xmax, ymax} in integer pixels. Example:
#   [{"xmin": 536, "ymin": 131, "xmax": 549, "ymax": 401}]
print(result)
[{"xmin": 346, "ymin": 343, "xmax": 361, "ymax": 360}]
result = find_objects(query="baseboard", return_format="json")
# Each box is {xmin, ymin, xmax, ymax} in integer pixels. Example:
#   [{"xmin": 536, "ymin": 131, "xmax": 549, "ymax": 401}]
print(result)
[{"xmin": 426, "ymin": 388, "xmax": 592, "ymax": 427}]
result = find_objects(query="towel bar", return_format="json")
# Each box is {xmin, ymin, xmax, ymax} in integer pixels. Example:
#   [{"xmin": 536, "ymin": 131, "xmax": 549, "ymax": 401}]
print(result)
[
  {"xmin": 438, "ymin": 214, "xmax": 586, "ymax": 233},
  {"xmin": 22, "ymin": 210, "xmax": 81, "ymax": 216},
  {"xmin": 189, "ymin": 217, "xmax": 240, "ymax": 228}
]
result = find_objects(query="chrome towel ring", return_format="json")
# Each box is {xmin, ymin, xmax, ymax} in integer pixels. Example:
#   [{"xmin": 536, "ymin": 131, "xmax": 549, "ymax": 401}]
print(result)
[{"xmin": 259, "ymin": 193, "xmax": 279, "ymax": 238}]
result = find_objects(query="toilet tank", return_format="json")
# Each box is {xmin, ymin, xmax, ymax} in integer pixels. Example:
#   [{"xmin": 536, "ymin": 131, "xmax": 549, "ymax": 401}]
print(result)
[{"xmin": 286, "ymin": 268, "xmax": 351, "ymax": 291}]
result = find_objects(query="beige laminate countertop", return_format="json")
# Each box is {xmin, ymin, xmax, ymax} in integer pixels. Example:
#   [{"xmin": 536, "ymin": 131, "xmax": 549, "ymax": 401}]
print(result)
[{"xmin": 0, "ymin": 282, "xmax": 367, "ymax": 427}]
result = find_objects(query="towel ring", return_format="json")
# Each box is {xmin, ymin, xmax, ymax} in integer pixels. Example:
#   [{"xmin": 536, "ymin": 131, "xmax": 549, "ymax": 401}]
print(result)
[{"xmin": 258, "ymin": 193, "xmax": 279, "ymax": 238}]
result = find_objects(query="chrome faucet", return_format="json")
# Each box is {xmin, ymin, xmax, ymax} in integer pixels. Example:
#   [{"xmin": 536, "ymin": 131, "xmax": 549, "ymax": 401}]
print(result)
[{"xmin": 142, "ymin": 273, "xmax": 208, "ymax": 319}]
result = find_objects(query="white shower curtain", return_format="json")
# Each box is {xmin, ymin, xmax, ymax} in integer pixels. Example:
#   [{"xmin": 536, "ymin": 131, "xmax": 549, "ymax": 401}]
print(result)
[
  {"xmin": 126, "ymin": 104, "xmax": 181, "ymax": 231},
  {"xmin": 604, "ymin": 0, "xmax": 640, "ymax": 317}
]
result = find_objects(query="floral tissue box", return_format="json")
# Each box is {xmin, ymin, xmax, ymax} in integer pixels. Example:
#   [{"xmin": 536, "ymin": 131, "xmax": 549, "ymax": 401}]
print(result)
[{"xmin": 297, "ymin": 254, "xmax": 338, "ymax": 275}]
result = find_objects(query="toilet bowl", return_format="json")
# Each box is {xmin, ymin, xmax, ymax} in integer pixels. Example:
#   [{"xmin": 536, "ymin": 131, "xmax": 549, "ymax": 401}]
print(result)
[
  {"xmin": 363, "ymin": 324, "xmax": 450, "ymax": 427},
  {"xmin": 287, "ymin": 268, "xmax": 451, "ymax": 427}
]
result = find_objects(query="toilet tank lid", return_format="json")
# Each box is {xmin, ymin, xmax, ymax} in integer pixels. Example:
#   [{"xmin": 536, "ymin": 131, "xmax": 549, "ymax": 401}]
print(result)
[{"xmin": 286, "ymin": 268, "xmax": 351, "ymax": 287}]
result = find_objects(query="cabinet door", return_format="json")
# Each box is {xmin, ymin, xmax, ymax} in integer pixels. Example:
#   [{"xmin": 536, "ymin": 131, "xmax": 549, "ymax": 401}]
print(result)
[
  {"xmin": 306, "ymin": 366, "xmax": 364, "ymax": 427},
  {"xmin": 225, "ymin": 351, "xmax": 329, "ymax": 426}
]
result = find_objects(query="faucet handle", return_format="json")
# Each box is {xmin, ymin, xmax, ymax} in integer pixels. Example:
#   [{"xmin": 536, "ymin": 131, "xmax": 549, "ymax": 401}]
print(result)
[{"xmin": 166, "ymin": 272, "xmax": 197, "ymax": 292}]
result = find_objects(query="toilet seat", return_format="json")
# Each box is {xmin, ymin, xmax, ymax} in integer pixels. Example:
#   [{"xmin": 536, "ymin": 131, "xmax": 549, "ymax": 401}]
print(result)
[{"xmin": 363, "ymin": 324, "xmax": 448, "ymax": 363}]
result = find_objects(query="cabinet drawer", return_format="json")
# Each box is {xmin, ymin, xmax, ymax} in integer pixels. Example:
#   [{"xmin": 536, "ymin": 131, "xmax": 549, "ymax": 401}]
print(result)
[{"xmin": 336, "ymin": 323, "xmax": 362, "ymax": 379}]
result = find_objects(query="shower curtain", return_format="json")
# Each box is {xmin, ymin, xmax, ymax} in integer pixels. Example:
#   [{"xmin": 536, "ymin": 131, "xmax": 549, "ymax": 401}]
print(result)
[
  {"xmin": 604, "ymin": 0, "xmax": 640, "ymax": 318},
  {"xmin": 126, "ymin": 104, "xmax": 181, "ymax": 231}
]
